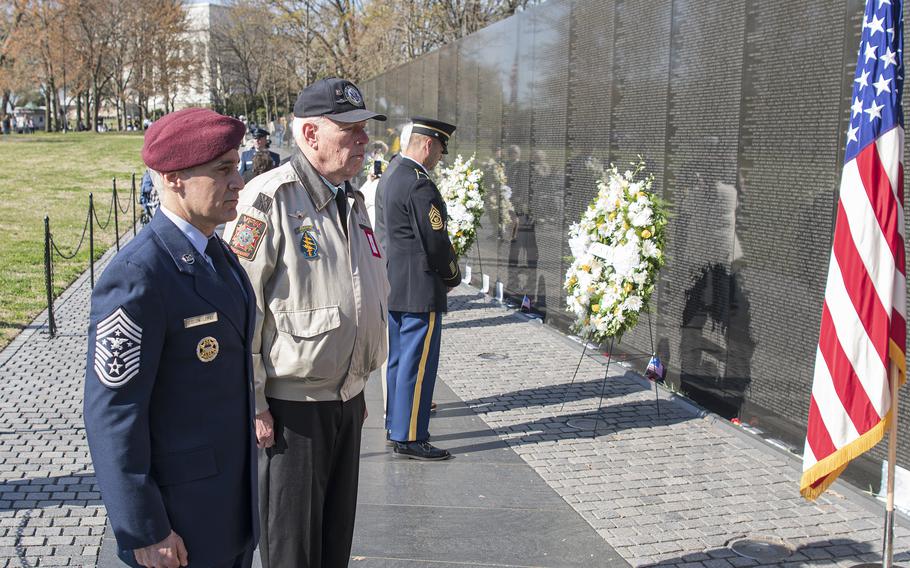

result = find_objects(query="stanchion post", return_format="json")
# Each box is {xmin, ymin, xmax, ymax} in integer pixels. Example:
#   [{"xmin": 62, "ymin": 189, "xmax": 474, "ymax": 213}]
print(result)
[
  {"xmin": 113, "ymin": 178, "xmax": 120, "ymax": 252},
  {"xmin": 131, "ymin": 173, "xmax": 137, "ymax": 236},
  {"xmin": 43, "ymin": 216, "xmax": 56, "ymax": 338},
  {"xmin": 883, "ymin": 360, "xmax": 900, "ymax": 568},
  {"xmin": 89, "ymin": 193, "xmax": 95, "ymax": 289}
]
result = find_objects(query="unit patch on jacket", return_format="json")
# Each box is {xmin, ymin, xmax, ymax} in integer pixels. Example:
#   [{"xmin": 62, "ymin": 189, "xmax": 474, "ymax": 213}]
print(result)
[
  {"xmin": 252, "ymin": 194, "xmax": 273, "ymax": 215},
  {"xmin": 229, "ymin": 214, "xmax": 267, "ymax": 260},
  {"xmin": 360, "ymin": 224, "xmax": 381, "ymax": 258},
  {"xmin": 93, "ymin": 307, "xmax": 142, "ymax": 388},
  {"xmin": 295, "ymin": 225, "xmax": 320, "ymax": 259},
  {"xmin": 429, "ymin": 204, "xmax": 444, "ymax": 231}
]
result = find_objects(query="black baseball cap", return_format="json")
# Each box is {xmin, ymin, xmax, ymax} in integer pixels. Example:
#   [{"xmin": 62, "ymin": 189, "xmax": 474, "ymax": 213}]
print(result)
[
  {"xmin": 251, "ymin": 127, "xmax": 269, "ymax": 138},
  {"xmin": 293, "ymin": 78, "xmax": 387, "ymax": 123}
]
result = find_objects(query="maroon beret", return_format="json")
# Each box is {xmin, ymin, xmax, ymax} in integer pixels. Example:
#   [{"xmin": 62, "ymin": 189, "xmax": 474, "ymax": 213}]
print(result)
[{"xmin": 142, "ymin": 108, "xmax": 246, "ymax": 172}]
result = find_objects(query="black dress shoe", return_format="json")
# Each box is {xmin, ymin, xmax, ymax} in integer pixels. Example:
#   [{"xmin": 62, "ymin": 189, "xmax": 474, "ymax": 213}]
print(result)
[
  {"xmin": 393, "ymin": 441, "xmax": 451, "ymax": 461},
  {"xmin": 385, "ymin": 431, "xmax": 393, "ymax": 446}
]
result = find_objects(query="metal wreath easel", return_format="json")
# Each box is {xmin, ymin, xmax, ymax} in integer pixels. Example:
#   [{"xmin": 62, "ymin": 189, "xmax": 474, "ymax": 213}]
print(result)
[{"xmin": 558, "ymin": 310, "xmax": 661, "ymax": 438}]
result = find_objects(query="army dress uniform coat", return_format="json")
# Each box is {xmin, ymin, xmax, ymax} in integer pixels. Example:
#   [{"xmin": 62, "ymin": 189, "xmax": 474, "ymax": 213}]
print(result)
[
  {"xmin": 380, "ymin": 156, "xmax": 460, "ymax": 313},
  {"xmin": 84, "ymin": 212, "xmax": 259, "ymax": 567}
]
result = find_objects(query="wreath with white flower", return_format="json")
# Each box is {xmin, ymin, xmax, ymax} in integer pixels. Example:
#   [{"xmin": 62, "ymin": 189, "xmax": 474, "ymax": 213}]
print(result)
[
  {"xmin": 438, "ymin": 154, "xmax": 485, "ymax": 257},
  {"xmin": 564, "ymin": 161, "xmax": 668, "ymax": 342}
]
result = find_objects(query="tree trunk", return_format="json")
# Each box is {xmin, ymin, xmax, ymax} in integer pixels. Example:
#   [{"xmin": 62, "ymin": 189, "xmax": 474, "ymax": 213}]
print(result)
[
  {"xmin": 44, "ymin": 88, "xmax": 51, "ymax": 132},
  {"xmin": 76, "ymin": 92, "xmax": 82, "ymax": 130},
  {"xmin": 92, "ymin": 83, "xmax": 100, "ymax": 132}
]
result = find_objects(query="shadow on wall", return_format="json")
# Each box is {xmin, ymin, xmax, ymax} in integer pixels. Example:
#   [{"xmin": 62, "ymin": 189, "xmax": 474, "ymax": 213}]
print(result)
[{"xmin": 673, "ymin": 262, "xmax": 755, "ymax": 419}]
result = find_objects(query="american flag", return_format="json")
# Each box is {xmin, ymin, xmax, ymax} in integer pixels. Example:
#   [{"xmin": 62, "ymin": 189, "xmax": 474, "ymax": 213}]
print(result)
[{"xmin": 801, "ymin": 0, "xmax": 907, "ymax": 500}]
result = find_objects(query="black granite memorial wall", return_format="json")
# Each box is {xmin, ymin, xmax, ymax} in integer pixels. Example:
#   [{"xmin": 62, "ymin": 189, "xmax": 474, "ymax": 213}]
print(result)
[{"xmin": 359, "ymin": 0, "xmax": 908, "ymax": 484}]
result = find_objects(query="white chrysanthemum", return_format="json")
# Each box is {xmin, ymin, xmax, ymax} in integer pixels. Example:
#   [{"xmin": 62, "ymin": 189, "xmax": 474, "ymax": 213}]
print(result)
[{"xmin": 642, "ymin": 239, "xmax": 659, "ymax": 259}]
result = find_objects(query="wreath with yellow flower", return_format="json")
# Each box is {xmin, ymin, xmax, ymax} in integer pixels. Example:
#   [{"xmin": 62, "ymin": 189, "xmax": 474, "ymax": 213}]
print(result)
[{"xmin": 564, "ymin": 160, "xmax": 668, "ymax": 342}]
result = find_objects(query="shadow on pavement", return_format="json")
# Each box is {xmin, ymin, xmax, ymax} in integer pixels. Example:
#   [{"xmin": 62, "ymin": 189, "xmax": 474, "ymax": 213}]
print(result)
[
  {"xmin": 0, "ymin": 473, "xmax": 99, "ymax": 511},
  {"xmin": 637, "ymin": 538, "xmax": 910, "ymax": 567}
]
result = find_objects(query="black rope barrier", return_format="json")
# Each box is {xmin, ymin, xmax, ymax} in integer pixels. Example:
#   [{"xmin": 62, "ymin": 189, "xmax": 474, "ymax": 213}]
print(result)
[
  {"xmin": 50, "ymin": 208, "xmax": 91, "ymax": 260},
  {"xmin": 43, "ymin": 175, "xmax": 139, "ymax": 338},
  {"xmin": 92, "ymin": 187, "xmax": 114, "ymax": 230}
]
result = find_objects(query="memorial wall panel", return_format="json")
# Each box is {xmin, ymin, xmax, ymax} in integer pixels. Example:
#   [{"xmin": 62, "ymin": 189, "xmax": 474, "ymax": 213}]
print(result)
[
  {"xmin": 500, "ymin": 11, "xmax": 535, "ymax": 302},
  {"xmin": 472, "ymin": 18, "xmax": 514, "ymax": 287},
  {"xmin": 527, "ymin": 2, "xmax": 570, "ymax": 314},
  {"xmin": 606, "ymin": 0, "xmax": 672, "ymax": 352},
  {"xmin": 438, "ymin": 45, "xmax": 459, "ymax": 126},
  {"xmin": 735, "ymin": 2, "xmax": 847, "ymax": 432},
  {"xmin": 422, "ymin": 51, "xmax": 440, "ymax": 118},
  {"xmin": 564, "ymin": 0, "xmax": 615, "ymax": 329},
  {"xmin": 456, "ymin": 43, "xmax": 479, "ymax": 159},
  {"xmin": 660, "ymin": 0, "xmax": 746, "ymax": 414}
]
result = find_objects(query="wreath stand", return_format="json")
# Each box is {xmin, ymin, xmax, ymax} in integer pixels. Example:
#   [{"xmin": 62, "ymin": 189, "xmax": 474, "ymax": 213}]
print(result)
[{"xmin": 558, "ymin": 311, "xmax": 662, "ymax": 438}]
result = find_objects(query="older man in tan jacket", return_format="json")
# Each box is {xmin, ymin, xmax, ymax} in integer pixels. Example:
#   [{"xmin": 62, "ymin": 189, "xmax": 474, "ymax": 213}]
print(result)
[{"xmin": 223, "ymin": 78, "xmax": 388, "ymax": 568}]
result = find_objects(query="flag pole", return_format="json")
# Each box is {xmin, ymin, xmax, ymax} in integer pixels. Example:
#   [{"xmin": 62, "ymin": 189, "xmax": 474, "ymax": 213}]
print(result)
[{"xmin": 883, "ymin": 359, "xmax": 899, "ymax": 568}]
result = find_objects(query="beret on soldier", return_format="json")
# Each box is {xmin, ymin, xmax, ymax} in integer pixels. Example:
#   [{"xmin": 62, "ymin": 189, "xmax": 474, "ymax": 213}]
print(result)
[{"xmin": 142, "ymin": 108, "xmax": 246, "ymax": 172}]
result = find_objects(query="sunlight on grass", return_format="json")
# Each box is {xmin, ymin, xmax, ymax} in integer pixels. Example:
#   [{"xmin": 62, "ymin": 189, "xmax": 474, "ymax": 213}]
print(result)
[{"xmin": 0, "ymin": 132, "xmax": 145, "ymax": 349}]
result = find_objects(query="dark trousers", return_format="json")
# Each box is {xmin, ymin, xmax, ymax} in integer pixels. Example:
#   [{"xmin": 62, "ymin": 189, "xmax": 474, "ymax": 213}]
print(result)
[
  {"xmin": 258, "ymin": 393, "xmax": 365, "ymax": 568},
  {"xmin": 386, "ymin": 311, "xmax": 441, "ymax": 442},
  {"xmin": 212, "ymin": 547, "xmax": 254, "ymax": 568}
]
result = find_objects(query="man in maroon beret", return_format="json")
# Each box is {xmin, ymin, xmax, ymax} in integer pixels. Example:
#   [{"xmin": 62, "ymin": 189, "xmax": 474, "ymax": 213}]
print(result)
[{"xmin": 84, "ymin": 107, "xmax": 259, "ymax": 568}]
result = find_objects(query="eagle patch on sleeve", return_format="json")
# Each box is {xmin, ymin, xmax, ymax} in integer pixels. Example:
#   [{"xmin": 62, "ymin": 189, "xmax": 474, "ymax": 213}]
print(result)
[
  {"xmin": 94, "ymin": 307, "xmax": 142, "ymax": 388},
  {"xmin": 229, "ymin": 214, "xmax": 267, "ymax": 260},
  {"xmin": 429, "ymin": 204, "xmax": 444, "ymax": 231}
]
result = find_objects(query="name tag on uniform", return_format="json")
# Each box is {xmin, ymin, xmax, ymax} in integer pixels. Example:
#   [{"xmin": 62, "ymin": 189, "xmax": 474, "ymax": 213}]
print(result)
[
  {"xmin": 184, "ymin": 312, "xmax": 218, "ymax": 328},
  {"xmin": 360, "ymin": 224, "xmax": 381, "ymax": 258}
]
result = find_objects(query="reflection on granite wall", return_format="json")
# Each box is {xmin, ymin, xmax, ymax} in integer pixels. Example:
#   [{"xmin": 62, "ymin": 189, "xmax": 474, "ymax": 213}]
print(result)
[{"xmin": 358, "ymin": 0, "xmax": 909, "ymax": 474}]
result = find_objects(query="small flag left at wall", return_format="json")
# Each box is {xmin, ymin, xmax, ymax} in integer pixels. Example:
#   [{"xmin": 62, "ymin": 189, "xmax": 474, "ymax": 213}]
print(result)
[{"xmin": 646, "ymin": 354, "xmax": 665, "ymax": 381}]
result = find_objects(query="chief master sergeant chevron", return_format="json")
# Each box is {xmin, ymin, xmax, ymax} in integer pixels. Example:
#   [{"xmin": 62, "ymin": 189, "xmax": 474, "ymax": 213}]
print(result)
[
  {"xmin": 380, "ymin": 116, "xmax": 460, "ymax": 461},
  {"xmin": 83, "ymin": 108, "xmax": 259, "ymax": 568}
]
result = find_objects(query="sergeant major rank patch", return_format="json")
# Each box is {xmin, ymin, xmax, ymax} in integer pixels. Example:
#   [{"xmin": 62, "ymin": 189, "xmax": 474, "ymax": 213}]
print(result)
[
  {"xmin": 429, "ymin": 204, "xmax": 444, "ymax": 231},
  {"xmin": 229, "ymin": 214, "xmax": 267, "ymax": 260},
  {"xmin": 93, "ymin": 307, "xmax": 142, "ymax": 388}
]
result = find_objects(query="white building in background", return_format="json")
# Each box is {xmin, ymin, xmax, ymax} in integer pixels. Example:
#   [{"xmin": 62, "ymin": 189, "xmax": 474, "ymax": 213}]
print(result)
[{"xmin": 172, "ymin": 1, "xmax": 231, "ymax": 109}]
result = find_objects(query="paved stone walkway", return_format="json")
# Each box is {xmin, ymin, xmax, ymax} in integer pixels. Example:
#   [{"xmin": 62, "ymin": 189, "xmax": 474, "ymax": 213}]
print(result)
[
  {"xmin": 438, "ymin": 288, "xmax": 910, "ymax": 567},
  {"xmin": 0, "ymin": 243, "xmax": 118, "ymax": 567},
  {"xmin": 2, "ymin": 233, "xmax": 910, "ymax": 566}
]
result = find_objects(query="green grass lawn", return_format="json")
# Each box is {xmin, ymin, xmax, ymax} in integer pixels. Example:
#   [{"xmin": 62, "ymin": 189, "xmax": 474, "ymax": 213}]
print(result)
[{"xmin": 0, "ymin": 131, "xmax": 145, "ymax": 349}]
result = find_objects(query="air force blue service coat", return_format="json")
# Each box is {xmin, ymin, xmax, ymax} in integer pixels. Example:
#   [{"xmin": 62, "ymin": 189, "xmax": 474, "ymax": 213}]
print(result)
[
  {"xmin": 380, "ymin": 157, "xmax": 461, "ymax": 313},
  {"xmin": 83, "ymin": 212, "xmax": 259, "ymax": 566}
]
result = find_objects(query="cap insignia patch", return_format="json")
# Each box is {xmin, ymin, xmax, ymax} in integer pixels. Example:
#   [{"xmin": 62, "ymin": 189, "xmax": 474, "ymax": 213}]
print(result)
[
  {"xmin": 94, "ymin": 307, "xmax": 142, "ymax": 388},
  {"xmin": 229, "ymin": 214, "xmax": 267, "ymax": 260},
  {"xmin": 429, "ymin": 204, "xmax": 444, "ymax": 231},
  {"xmin": 344, "ymin": 84, "xmax": 364, "ymax": 107}
]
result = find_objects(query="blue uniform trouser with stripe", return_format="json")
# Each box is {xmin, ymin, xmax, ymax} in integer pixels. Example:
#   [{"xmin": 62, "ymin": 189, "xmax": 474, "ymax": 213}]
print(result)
[{"xmin": 385, "ymin": 311, "xmax": 441, "ymax": 442}]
